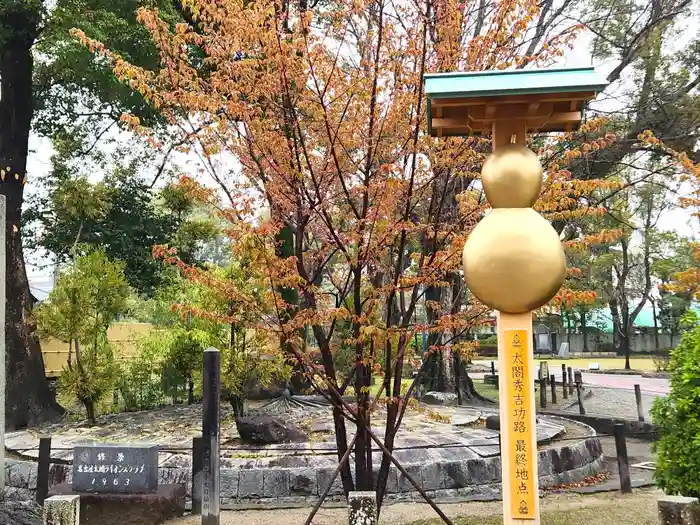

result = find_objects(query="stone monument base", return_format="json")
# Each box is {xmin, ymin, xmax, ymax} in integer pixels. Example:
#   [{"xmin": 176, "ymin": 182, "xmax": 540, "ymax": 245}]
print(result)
[
  {"xmin": 483, "ymin": 374, "xmax": 499, "ymax": 386},
  {"xmin": 48, "ymin": 484, "xmax": 185, "ymax": 525}
]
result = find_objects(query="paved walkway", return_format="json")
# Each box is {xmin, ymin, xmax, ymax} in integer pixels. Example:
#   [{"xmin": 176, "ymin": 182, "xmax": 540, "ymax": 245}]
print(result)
[
  {"xmin": 471, "ymin": 367, "xmax": 668, "ymax": 420},
  {"xmin": 563, "ymin": 386, "xmax": 661, "ymax": 421},
  {"xmin": 580, "ymin": 373, "xmax": 669, "ymax": 395}
]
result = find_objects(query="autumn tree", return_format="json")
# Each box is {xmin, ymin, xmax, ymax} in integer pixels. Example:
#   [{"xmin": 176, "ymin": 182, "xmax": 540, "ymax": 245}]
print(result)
[{"xmin": 75, "ymin": 0, "xmax": 618, "ymax": 508}]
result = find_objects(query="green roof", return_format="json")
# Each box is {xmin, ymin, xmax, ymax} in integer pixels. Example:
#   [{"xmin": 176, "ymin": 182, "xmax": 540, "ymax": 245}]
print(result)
[
  {"xmin": 424, "ymin": 66, "xmax": 609, "ymax": 100},
  {"xmin": 589, "ymin": 305, "xmax": 700, "ymax": 332}
]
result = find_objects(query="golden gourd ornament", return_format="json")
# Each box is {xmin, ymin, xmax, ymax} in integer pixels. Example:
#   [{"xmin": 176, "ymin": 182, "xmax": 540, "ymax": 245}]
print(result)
[{"xmin": 462, "ymin": 145, "xmax": 566, "ymax": 314}]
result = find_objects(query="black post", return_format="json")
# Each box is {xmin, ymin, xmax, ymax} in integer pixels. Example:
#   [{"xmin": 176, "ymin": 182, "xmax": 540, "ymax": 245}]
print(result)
[
  {"xmin": 192, "ymin": 436, "xmax": 204, "ymax": 515},
  {"xmin": 634, "ymin": 384, "xmax": 645, "ymax": 422},
  {"xmin": 567, "ymin": 366, "xmax": 574, "ymax": 395},
  {"xmin": 491, "ymin": 361, "xmax": 496, "ymax": 376},
  {"xmin": 561, "ymin": 364, "xmax": 568, "ymax": 399},
  {"xmin": 202, "ymin": 348, "xmax": 221, "ymax": 525},
  {"xmin": 614, "ymin": 423, "xmax": 632, "ymax": 494},
  {"xmin": 36, "ymin": 436, "xmax": 51, "ymax": 505},
  {"xmin": 539, "ymin": 377, "xmax": 547, "ymax": 408},
  {"xmin": 550, "ymin": 374, "xmax": 557, "ymax": 404},
  {"xmin": 575, "ymin": 383, "xmax": 585, "ymax": 415}
]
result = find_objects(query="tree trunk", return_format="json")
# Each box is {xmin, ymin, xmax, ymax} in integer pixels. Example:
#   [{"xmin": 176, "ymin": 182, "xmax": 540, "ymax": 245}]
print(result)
[
  {"xmin": 652, "ymin": 299, "xmax": 660, "ymax": 350},
  {"xmin": 610, "ymin": 297, "xmax": 623, "ymax": 354},
  {"xmin": 1, "ymin": 9, "xmax": 64, "ymax": 429},
  {"xmin": 229, "ymin": 394, "xmax": 247, "ymax": 417},
  {"xmin": 352, "ymin": 267, "xmax": 371, "ymax": 491},
  {"xmin": 84, "ymin": 399, "xmax": 96, "ymax": 425},
  {"xmin": 454, "ymin": 354, "xmax": 494, "ymax": 404},
  {"xmin": 187, "ymin": 374, "xmax": 194, "ymax": 404},
  {"xmin": 622, "ymin": 331, "xmax": 631, "ymax": 369},
  {"xmin": 421, "ymin": 284, "xmax": 447, "ymax": 392},
  {"xmin": 622, "ymin": 306, "xmax": 631, "ymax": 369},
  {"xmin": 580, "ymin": 309, "xmax": 589, "ymax": 352}
]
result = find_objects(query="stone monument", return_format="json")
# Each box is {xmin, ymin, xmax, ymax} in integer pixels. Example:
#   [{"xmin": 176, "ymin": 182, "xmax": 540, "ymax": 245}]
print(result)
[
  {"xmin": 49, "ymin": 443, "xmax": 185, "ymax": 525},
  {"xmin": 558, "ymin": 342, "xmax": 570, "ymax": 359},
  {"xmin": 72, "ymin": 443, "xmax": 158, "ymax": 493},
  {"xmin": 535, "ymin": 324, "xmax": 551, "ymax": 354}
]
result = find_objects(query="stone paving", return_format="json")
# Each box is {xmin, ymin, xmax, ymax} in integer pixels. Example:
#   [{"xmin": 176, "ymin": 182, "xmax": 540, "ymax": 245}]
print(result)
[
  {"xmin": 4, "ymin": 399, "xmax": 604, "ymax": 504},
  {"xmin": 6, "ymin": 402, "xmax": 569, "ymax": 467}
]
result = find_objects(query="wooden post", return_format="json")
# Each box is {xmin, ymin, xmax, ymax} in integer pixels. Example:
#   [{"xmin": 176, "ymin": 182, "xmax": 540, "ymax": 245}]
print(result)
[
  {"xmin": 349, "ymin": 492, "xmax": 378, "ymax": 525},
  {"xmin": 561, "ymin": 364, "xmax": 568, "ymax": 399},
  {"xmin": 550, "ymin": 375, "xmax": 556, "ymax": 404},
  {"xmin": 497, "ymin": 312, "xmax": 540, "ymax": 523},
  {"xmin": 634, "ymin": 384, "xmax": 645, "ymax": 422},
  {"xmin": 539, "ymin": 377, "xmax": 546, "ymax": 409},
  {"xmin": 36, "ymin": 436, "xmax": 52, "ymax": 505},
  {"xmin": 575, "ymin": 383, "xmax": 585, "ymax": 415},
  {"xmin": 567, "ymin": 366, "xmax": 574, "ymax": 395},
  {"xmin": 614, "ymin": 424, "xmax": 632, "ymax": 494},
  {"xmin": 202, "ymin": 348, "xmax": 220, "ymax": 525},
  {"xmin": 192, "ymin": 436, "xmax": 204, "ymax": 515},
  {"xmin": 43, "ymin": 495, "xmax": 80, "ymax": 524},
  {"xmin": 0, "ymin": 196, "xmax": 5, "ymax": 492},
  {"xmin": 491, "ymin": 361, "xmax": 496, "ymax": 376}
]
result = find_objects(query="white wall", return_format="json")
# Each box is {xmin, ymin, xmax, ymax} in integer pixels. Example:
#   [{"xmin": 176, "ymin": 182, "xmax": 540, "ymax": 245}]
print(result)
[{"xmin": 554, "ymin": 332, "xmax": 677, "ymax": 353}]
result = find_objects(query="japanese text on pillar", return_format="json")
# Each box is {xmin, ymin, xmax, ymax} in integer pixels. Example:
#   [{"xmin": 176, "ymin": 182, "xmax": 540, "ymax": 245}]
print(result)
[{"xmin": 506, "ymin": 330, "xmax": 536, "ymax": 520}]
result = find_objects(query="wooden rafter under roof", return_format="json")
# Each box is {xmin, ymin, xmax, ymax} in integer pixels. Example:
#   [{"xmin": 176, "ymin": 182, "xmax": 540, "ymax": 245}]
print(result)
[{"xmin": 424, "ymin": 67, "xmax": 608, "ymax": 137}]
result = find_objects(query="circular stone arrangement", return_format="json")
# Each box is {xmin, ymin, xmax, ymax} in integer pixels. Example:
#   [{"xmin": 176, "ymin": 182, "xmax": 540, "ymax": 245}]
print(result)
[{"xmin": 4, "ymin": 401, "xmax": 602, "ymax": 506}]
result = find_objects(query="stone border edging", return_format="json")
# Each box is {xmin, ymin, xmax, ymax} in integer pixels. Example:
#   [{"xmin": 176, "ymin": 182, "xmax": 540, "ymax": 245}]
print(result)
[
  {"xmin": 540, "ymin": 410, "xmax": 659, "ymax": 441},
  {"xmin": 4, "ymin": 417, "xmax": 602, "ymax": 506}
]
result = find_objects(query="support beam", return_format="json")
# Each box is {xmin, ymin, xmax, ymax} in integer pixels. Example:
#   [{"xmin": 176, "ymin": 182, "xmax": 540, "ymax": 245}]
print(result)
[
  {"xmin": 430, "ymin": 91, "xmax": 595, "ymax": 108},
  {"xmin": 492, "ymin": 120, "xmax": 527, "ymax": 150}
]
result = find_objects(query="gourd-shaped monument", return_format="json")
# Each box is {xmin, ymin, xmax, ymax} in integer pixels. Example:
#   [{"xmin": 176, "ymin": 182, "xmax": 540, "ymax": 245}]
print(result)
[
  {"xmin": 426, "ymin": 66, "xmax": 608, "ymax": 525},
  {"xmin": 463, "ymin": 145, "xmax": 566, "ymax": 314}
]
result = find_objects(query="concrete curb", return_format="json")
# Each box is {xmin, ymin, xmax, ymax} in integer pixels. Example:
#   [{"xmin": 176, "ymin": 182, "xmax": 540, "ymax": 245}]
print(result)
[{"xmin": 539, "ymin": 411, "xmax": 659, "ymax": 441}]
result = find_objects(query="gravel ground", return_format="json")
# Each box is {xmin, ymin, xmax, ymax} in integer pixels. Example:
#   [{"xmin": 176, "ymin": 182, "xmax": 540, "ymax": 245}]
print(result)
[
  {"xmin": 166, "ymin": 487, "xmax": 664, "ymax": 525},
  {"xmin": 564, "ymin": 386, "xmax": 661, "ymax": 420}
]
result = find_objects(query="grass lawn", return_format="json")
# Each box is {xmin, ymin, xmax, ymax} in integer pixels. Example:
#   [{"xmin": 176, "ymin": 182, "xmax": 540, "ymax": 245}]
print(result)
[
  {"xmin": 406, "ymin": 491, "xmax": 660, "ymax": 525},
  {"xmin": 167, "ymin": 487, "xmax": 663, "ymax": 525},
  {"xmin": 532, "ymin": 357, "xmax": 658, "ymax": 371},
  {"xmin": 345, "ymin": 378, "xmax": 415, "ymax": 397}
]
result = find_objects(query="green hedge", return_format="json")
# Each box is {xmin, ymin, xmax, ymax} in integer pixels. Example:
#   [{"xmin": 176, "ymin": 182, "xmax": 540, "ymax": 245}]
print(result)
[{"xmin": 652, "ymin": 313, "xmax": 700, "ymax": 496}]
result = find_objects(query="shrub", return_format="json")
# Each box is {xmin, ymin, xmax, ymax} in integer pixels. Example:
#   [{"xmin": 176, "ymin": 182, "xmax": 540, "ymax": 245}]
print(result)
[
  {"xmin": 652, "ymin": 349, "xmax": 671, "ymax": 372},
  {"xmin": 59, "ymin": 338, "xmax": 118, "ymax": 422},
  {"xmin": 117, "ymin": 331, "xmax": 170, "ymax": 411},
  {"xmin": 481, "ymin": 335, "xmax": 498, "ymax": 346},
  {"xmin": 652, "ymin": 312, "xmax": 700, "ymax": 496},
  {"xmin": 36, "ymin": 251, "xmax": 130, "ymax": 423}
]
